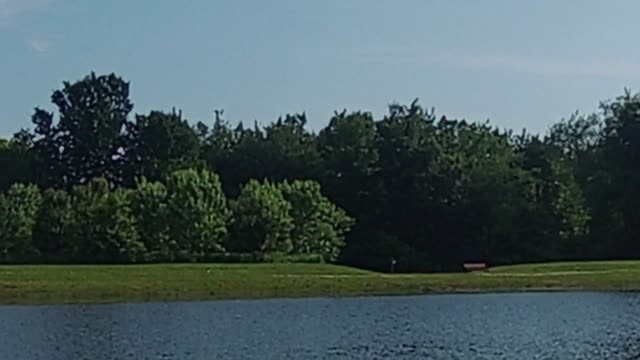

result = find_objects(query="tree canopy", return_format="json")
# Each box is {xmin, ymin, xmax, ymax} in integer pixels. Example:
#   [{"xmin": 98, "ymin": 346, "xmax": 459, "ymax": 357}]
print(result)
[{"xmin": 1, "ymin": 72, "xmax": 639, "ymax": 271}]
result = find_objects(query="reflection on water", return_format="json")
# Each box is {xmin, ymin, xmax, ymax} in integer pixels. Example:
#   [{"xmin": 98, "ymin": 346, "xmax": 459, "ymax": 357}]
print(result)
[{"xmin": 0, "ymin": 292, "xmax": 639, "ymax": 359}]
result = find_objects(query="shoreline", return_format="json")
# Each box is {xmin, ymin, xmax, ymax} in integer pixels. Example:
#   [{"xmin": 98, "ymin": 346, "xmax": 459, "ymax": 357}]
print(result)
[
  {"xmin": 1, "ymin": 262, "xmax": 640, "ymax": 306},
  {"xmin": 2, "ymin": 288, "xmax": 637, "ymax": 307}
]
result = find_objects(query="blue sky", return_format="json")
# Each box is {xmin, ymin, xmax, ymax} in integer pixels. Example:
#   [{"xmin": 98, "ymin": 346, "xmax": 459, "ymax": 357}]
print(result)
[{"xmin": 1, "ymin": 0, "xmax": 639, "ymax": 137}]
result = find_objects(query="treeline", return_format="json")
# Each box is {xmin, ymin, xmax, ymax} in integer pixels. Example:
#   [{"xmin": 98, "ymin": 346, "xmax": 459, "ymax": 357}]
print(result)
[
  {"xmin": 1, "ymin": 72, "xmax": 640, "ymax": 271},
  {"xmin": 0, "ymin": 171, "xmax": 352, "ymax": 263}
]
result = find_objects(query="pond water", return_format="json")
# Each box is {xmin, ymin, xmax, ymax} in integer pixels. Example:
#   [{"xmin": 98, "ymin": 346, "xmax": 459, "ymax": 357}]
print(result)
[{"xmin": 1, "ymin": 292, "xmax": 639, "ymax": 359}]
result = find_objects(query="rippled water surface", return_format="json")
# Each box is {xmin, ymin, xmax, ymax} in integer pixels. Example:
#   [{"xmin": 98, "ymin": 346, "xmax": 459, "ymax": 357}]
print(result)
[{"xmin": 1, "ymin": 292, "xmax": 640, "ymax": 359}]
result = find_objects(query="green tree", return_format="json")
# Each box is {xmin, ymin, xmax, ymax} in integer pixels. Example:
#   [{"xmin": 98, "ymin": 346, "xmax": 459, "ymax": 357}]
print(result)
[
  {"xmin": 596, "ymin": 91, "xmax": 640, "ymax": 257},
  {"xmin": 262, "ymin": 114, "xmax": 323, "ymax": 182},
  {"xmin": 0, "ymin": 184, "xmax": 42, "ymax": 260},
  {"xmin": 130, "ymin": 178, "xmax": 171, "ymax": 260},
  {"xmin": 166, "ymin": 169, "xmax": 231, "ymax": 257},
  {"xmin": 33, "ymin": 189, "xmax": 72, "ymax": 258},
  {"xmin": 318, "ymin": 110, "xmax": 378, "ymax": 214},
  {"xmin": 370, "ymin": 100, "xmax": 447, "ymax": 269},
  {"xmin": 27, "ymin": 108, "xmax": 64, "ymax": 188},
  {"xmin": 30, "ymin": 72, "xmax": 133, "ymax": 188},
  {"xmin": 0, "ymin": 136, "xmax": 35, "ymax": 191},
  {"xmin": 215, "ymin": 122, "xmax": 267, "ymax": 196},
  {"xmin": 67, "ymin": 178, "xmax": 144, "ymax": 262},
  {"xmin": 229, "ymin": 180, "xmax": 294, "ymax": 253},
  {"xmin": 516, "ymin": 136, "xmax": 590, "ymax": 261},
  {"xmin": 279, "ymin": 180, "xmax": 353, "ymax": 261},
  {"xmin": 124, "ymin": 110, "xmax": 201, "ymax": 184}
]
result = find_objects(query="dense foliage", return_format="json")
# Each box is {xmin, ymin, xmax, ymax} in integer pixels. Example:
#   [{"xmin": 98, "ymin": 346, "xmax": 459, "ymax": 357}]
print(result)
[{"xmin": 2, "ymin": 72, "xmax": 640, "ymax": 271}]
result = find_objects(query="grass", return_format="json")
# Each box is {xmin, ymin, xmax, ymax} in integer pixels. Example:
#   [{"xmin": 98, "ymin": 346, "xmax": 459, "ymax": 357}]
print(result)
[{"xmin": 1, "ymin": 261, "xmax": 640, "ymax": 305}]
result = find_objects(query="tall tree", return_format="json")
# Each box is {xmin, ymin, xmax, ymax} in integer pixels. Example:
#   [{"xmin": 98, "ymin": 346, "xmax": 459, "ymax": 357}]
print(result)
[
  {"xmin": 318, "ymin": 110, "xmax": 378, "ymax": 214},
  {"xmin": 124, "ymin": 110, "xmax": 201, "ymax": 184},
  {"xmin": 262, "ymin": 113, "xmax": 322, "ymax": 182},
  {"xmin": 0, "ymin": 136, "xmax": 35, "ymax": 191},
  {"xmin": 30, "ymin": 72, "xmax": 133, "ymax": 188},
  {"xmin": 596, "ymin": 91, "xmax": 640, "ymax": 257}
]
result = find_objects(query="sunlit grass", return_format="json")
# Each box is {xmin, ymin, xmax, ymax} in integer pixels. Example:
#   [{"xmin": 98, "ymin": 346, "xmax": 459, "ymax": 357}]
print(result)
[{"xmin": 0, "ymin": 261, "xmax": 639, "ymax": 305}]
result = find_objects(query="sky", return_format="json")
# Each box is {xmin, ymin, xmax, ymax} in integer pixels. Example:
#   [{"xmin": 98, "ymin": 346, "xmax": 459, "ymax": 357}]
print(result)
[{"xmin": 2, "ymin": 0, "xmax": 640, "ymax": 137}]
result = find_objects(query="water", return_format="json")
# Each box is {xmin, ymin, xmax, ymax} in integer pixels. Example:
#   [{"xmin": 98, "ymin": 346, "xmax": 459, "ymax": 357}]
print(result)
[{"xmin": 1, "ymin": 292, "xmax": 639, "ymax": 359}]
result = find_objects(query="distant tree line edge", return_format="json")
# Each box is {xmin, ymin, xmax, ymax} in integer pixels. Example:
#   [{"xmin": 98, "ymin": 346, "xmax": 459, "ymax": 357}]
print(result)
[{"xmin": 1, "ymin": 72, "xmax": 638, "ymax": 272}]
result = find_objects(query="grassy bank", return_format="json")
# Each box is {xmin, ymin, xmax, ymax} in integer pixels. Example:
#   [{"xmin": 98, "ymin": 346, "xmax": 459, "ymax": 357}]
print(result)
[{"xmin": 1, "ymin": 261, "xmax": 640, "ymax": 305}]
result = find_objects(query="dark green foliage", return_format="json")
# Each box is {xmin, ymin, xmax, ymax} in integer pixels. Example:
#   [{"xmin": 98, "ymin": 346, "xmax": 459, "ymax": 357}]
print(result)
[
  {"xmin": 28, "ymin": 73, "xmax": 133, "ymax": 188},
  {"xmin": 124, "ymin": 110, "xmax": 202, "ymax": 185},
  {"xmin": 166, "ymin": 169, "xmax": 231, "ymax": 256},
  {"xmin": 33, "ymin": 189, "xmax": 72, "ymax": 257},
  {"xmin": 0, "ymin": 184, "xmax": 41, "ymax": 259},
  {"xmin": 229, "ymin": 180, "xmax": 294, "ymax": 253},
  {"xmin": 5, "ymin": 71, "xmax": 640, "ymax": 269},
  {"xmin": 0, "ymin": 137, "xmax": 35, "ymax": 191}
]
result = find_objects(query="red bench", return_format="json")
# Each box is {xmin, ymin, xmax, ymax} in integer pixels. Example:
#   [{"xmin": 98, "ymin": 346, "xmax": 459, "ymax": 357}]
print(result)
[{"xmin": 463, "ymin": 262, "xmax": 488, "ymax": 272}]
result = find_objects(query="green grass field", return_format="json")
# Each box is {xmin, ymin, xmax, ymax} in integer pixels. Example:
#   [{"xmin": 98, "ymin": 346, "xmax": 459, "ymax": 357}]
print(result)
[{"xmin": 1, "ymin": 261, "xmax": 639, "ymax": 305}]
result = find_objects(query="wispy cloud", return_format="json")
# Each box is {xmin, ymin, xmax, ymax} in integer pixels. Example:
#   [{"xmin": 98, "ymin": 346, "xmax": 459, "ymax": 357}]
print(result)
[
  {"xmin": 0, "ymin": 0, "xmax": 53, "ymax": 23},
  {"xmin": 425, "ymin": 53, "xmax": 640, "ymax": 77},
  {"xmin": 28, "ymin": 38, "xmax": 51, "ymax": 52},
  {"xmin": 351, "ymin": 48, "xmax": 640, "ymax": 78}
]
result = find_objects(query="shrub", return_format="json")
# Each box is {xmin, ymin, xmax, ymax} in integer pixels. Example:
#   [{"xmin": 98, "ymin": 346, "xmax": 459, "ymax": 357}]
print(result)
[
  {"xmin": 229, "ymin": 180, "xmax": 294, "ymax": 253},
  {"xmin": 279, "ymin": 180, "xmax": 354, "ymax": 261},
  {"xmin": 33, "ymin": 188, "xmax": 72, "ymax": 256},
  {"xmin": 131, "ymin": 178, "xmax": 171, "ymax": 260},
  {"xmin": 166, "ymin": 169, "xmax": 231, "ymax": 256},
  {"xmin": 66, "ymin": 178, "xmax": 145, "ymax": 262},
  {"xmin": 0, "ymin": 183, "xmax": 41, "ymax": 259}
]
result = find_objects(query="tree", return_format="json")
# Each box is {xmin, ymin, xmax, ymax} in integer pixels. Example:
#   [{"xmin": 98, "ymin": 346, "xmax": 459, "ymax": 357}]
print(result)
[
  {"xmin": 261, "ymin": 113, "xmax": 323, "ymax": 182},
  {"xmin": 204, "ymin": 113, "xmax": 323, "ymax": 196},
  {"xmin": 30, "ymin": 72, "xmax": 133, "ymax": 188},
  {"xmin": 33, "ymin": 189, "xmax": 72, "ymax": 257},
  {"xmin": 66, "ymin": 178, "xmax": 144, "ymax": 262},
  {"xmin": 595, "ymin": 91, "xmax": 640, "ymax": 257},
  {"xmin": 318, "ymin": 110, "xmax": 378, "ymax": 215},
  {"xmin": 0, "ymin": 184, "xmax": 41, "ymax": 260},
  {"xmin": 123, "ymin": 110, "xmax": 201, "ymax": 184},
  {"xmin": 166, "ymin": 169, "xmax": 231, "ymax": 257},
  {"xmin": 547, "ymin": 112, "xmax": 601, "ymax": 161},
  {"xmin": 130, "ymin": 178, "xmax": 170, "ymax": 260},
  {"xmin": 369, "ymin": 100, "xmax": 447, "ymax": 269},
  {"xmin": 229, "ymin": 180, "xmax": 294, "ymax": 253},
  {"xmin": 0, "ymin": 136, "xmax": 35, "ymax": 191},
  {"xmin": 279, "ymin": 180, "xmax": 353, "ymax": 261},
  {"xmin": 28, "ymin": 108, "xmax": 63, "ymax": 188},
  {"xmin": 214, "ymin": 121, "xmax": 267, "ymax": 196},
  {"xmin": 515, "ymin": 136, "xmax": 590, "ymax": 261}
]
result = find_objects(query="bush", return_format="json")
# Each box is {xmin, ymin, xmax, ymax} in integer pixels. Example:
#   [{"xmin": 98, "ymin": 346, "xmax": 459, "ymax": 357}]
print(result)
[
  {"xmin": 198, "ymin": 252, "xmax": 324, "ymax": 263},
  {"xmin": 261, "ymin": 253, "xmax": 324, "ymax": 263},
  {"xmin": 229, "ymin": 180, "xmax": 294, "ymax": 253},
  {"xmin": 131, "ymin": 178, "xmax": 171, "ymax": 260},
  {"xmin": 166, "ymin": 169, "xmax": 231, "ymax": 256},
  {"xmin": 279, "ymin": 180, "xmax": 354, "ymax": 261},
  {"xmin": 66, "ymin": 178, "xmax": 145, "ymax": 262},
  {"xmin": 33, "ymin": 189, "xmax": 72, "ymax": 256},
  {"xmin": 0, "ymin": 183, "xmax": 41, "ymax": 259}
]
